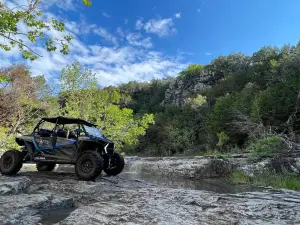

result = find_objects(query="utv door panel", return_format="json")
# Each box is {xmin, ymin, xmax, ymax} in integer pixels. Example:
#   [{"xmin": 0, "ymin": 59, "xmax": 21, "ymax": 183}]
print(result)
[
  {"xmin": 34, "ymin": 136, "xmax": 54, "ymax": 150},
  {"xmin": 55, "ymin": 137, "xmax": 77, "ymax": 147},
  {"xmin": 54, "ymin": 138, "xmax": 77, "ymax": 162}
]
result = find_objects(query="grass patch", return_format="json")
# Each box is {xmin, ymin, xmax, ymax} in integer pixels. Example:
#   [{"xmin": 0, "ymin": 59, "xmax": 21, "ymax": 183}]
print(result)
[
  {"xmin": 230, "ymin": 170, "xmax": 300, "ymax": 191},
  {"xmin": 230, "ymin": 171, "xmax": 251, "ymax": 184}
]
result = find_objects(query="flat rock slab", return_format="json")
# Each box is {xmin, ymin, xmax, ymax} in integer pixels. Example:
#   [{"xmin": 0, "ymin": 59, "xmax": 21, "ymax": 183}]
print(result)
[
  {"xmin": 0, "ymin": 176, "xmax": 32, "ymax": 195},
  {"xmin": 0, "ymin": 192, "xmax": 74, "ymax": 225},
  {"xmin": 57, "ymin": 182, "xmax": 300, "ymax": 225},
  {"xmin": 0, "ymin": 165, "xmax": 300, "ymax": 224}
]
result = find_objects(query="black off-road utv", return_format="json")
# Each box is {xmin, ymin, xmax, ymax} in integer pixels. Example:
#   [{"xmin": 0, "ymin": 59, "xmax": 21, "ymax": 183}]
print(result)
[{"xmin": 0, "ymin": 116, "xmax": 125, "ymax": 181}]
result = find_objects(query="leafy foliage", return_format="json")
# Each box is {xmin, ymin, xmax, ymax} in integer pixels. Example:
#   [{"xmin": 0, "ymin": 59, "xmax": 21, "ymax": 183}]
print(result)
[
  {"xmin": 0, "ymin": 0, "xmax": 92, "ymax": 60},
  {"xmin": 179, "ymin": 64, "xmax": 203, "ymax": 81},
  {"xmin": 247, "ymin": 136, "xmax": 282, "ymax": 162},
  {"xmin": 1, "ymin": 41, "xmax": 300, "ymax": 157},
  {"xmin": 0, "ymin": 127, "xmax": 20, "ymax": 151},
  {"xmin": 185, "ymin": 95, "xmax": 207, "ymax": 109},
  {"xmin": 58, "ymin": 63, "xmax": 154, "ymax": 150}
]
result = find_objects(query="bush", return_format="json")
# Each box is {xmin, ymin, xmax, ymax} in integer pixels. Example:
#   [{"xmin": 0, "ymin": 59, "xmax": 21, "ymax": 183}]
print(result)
[
  {"xmin": 185, "ymin": 94, "xmax": 207, "ymax": 109},
  {"xmin": 216, "ymin": 132, "xmax": 230, "ymax": 148},
  {"xmin": 179, "ymin": 64, "xmax": 203, "ymax": 82},
  {"xmin": 0, "ymin": 127, "xmax": 19, "ymax": 151},
  {"xmin": 251, "ymin": 76, "xmax": 300, "ymax": 127},
  {"xmin": 247, "ymin": 136, "xmax": 282, "ymax": 162}
]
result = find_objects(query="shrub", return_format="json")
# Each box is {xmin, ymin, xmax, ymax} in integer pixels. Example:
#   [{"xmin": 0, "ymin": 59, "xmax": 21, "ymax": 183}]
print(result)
[
  {"xmin": 216, "ymin": 132, "xmax": 230, "ymax": 148},
  {"xmin": 0, "ymin": 127, "xmax": 20, "ymax": 151},
  {"xmin": 251, "ymin": 75, "xmax": 300, "ymax": 127},
  {"xmin": 185, "ymin": 94, "xmax": 207, "ymax": 109},
  {"xmin": 179, "ymin": 64, "xmax": 203, "ymax": 82},
  {"xmin": 247, "ymin": 136, "xmax": 282, "ymax": 162}
]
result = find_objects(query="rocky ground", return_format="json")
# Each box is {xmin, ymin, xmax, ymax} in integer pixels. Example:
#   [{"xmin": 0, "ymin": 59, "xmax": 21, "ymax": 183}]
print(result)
[
  {"xmin": 0, "ymin": 157, "xmax": 300, "ymax": 224},
  {"xmin": 126, "ymin": 155, "xmax": 300, "ymax": 178}
]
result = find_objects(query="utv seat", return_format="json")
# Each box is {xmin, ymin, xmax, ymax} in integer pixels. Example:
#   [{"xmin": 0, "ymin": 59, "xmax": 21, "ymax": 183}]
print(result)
[
  {"xmin": 56, "ymin": 129, "xmax": 67, "ymax": 138},
  {"xmin": 68, "ymin": 131, "xmax": 77, "ymax": 140},
  {"xmin": 39, "ymin": 129, "xmax": 51, "ymax": 137}
]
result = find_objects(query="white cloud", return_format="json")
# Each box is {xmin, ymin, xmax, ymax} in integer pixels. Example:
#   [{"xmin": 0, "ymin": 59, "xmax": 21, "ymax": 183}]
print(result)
[
  {"xmin": 116, "ymin": 28, "xmax": 152, "ymax": 48},
  {"xmin": 101, "ymin": 12, "xmax": 111, "ymax": 18},
  {"xmin": 205, "ymin": 52, "xmax": 212, "ymax": 56},
  {"xmin": 17, "ymin": 43, "xmax": 186, "ymax": 86},
  {"xmin": 175, "ymin": 13, "xmax": 181, "ymax": 19},
  {"xmin": 116, "ymin": 28, "xmax": 125, "ymax": 38},
  {"xmin": 0, "ymin": 6, "xmax": 186, "ymax": 86},
  {"xmin": 126, "ymin": 33, "xmax": 152, "ymax": 48},
  {"xmin": 136, "ymin": 18, "xmax": 176, "ymax": 37},
  {"xmin": 4, "ymin": 0, "xmax": 78, "ymax": 12},
  {"xmin": 136, "ymin": 19, "xmax": 144, "ymax": 30},
  {"xmin": 40, "ymin": 0, "xmax": 78, "ymax": 11},
  {"xmin": 94, "ymin": 27, "xmax": 118, "ymax": 46}
]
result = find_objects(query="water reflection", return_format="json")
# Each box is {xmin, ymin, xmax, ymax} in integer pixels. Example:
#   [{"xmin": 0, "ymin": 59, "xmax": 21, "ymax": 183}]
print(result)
[
  {"xmin": 120, "ymin": 171, "xmax": 260, "ymax": 194},
  {"xmin": 39, "ymin": 207, "xmax": 76, "ymax": 225}
]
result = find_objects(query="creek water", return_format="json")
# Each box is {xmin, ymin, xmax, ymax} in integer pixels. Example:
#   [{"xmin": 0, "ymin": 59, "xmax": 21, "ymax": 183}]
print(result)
[
  {"xmin": 120, "ymin": 171, "xmax": 260, "ymax": 194},
  {"xmin": 39, "ymin": 208, "xmax": 77, "ymax": 225}
]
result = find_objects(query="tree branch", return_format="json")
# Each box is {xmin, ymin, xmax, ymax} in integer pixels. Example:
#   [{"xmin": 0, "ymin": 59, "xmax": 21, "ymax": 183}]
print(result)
[{"xmin": 0, "ymin": 34, "xmax": 42, "ymax": 57}]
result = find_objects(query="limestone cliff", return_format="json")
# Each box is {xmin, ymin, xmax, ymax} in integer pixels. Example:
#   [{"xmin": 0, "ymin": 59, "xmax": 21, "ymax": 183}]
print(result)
[{"xmin": 163, "ymin": 73, "xmax": 222, "ymax": 106}]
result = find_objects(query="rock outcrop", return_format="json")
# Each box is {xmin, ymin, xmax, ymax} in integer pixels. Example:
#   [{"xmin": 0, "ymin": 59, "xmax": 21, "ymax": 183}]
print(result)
[
  {"xmin": 163, "ymin": 73, "xmax": 220, "ymax": 106},
  {"xmin": 126, "ymin": 156, "xmax": 234, "ymax": 179},
  {"xmin": 126, "ymin": 155, "xmax": 300, "ymax": 179}
]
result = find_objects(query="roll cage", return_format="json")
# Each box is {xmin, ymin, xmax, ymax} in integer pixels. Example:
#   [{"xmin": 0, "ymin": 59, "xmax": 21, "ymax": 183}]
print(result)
[{"xmin": 33, "ymin": 116, "xmax": 97, "ymax": 138}]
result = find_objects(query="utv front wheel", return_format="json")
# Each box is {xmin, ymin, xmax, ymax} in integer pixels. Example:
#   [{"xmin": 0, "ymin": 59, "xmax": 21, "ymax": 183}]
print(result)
[
  {"xmin": 0, "ymin": 150, "xmax": 23, "ymax": 175},
  {"xmin": 103, "ymin": 152, "xmax": 125, "ymax": 176},
  {"xmin": 75, "ymin": 151, "xmax": 103, "ymax": 181},
  {"xmin": 36, "ymin": 163, "xmax": 56, "ymax": 172}
]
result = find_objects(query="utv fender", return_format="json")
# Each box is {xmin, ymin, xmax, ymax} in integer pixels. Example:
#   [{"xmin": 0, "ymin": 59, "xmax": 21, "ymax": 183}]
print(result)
[
  {"xmin": 74, "ymin": 149, "xmax": 99, "ymax": 162},
  {"xmin": 15, "ymin": 137, "xmax": 35, "ymax": 161},
  {"xmin": 76, "ymin": 141, "xmax": 103, "ymax": 154}
]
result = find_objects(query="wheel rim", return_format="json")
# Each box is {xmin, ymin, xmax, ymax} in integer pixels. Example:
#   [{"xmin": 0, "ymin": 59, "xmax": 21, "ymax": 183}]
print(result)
[
  {"xmin": 81, "ymin": 159, "xmax": 93, "ymax": 173},
  {"xmin": 108, "ymin": 156, "xmax": 117, "ymax": 170},
  {"xmin": 3, "ymin": 156, "xmax": 13, "ymax": 169}
]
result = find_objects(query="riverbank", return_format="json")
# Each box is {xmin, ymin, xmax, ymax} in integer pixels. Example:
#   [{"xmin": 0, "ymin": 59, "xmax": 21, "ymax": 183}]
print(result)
[
  {"xmin": 1, "ymin": 168, "xmax": 300, "ymax": 224},
  {"xmin": 0, "ymin": 156, "xmax": 299, "ymax": 224}
]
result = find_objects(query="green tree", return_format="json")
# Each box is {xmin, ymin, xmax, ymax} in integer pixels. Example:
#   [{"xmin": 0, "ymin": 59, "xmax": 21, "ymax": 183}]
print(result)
[
  {"xmin": 185, "ymin": 94, "xmax": 207, "ymax": 109},
  {"xmin": 59, "ymin": 63, "xmax": 154, "ymax": 150},
  {"xmin": 60, "ymin": 62, "xmax": 97, "ymax": 92},
  {"xmin": 251, "ymin": 75, "xmax": 300, "ymax": 127},
  {"xmin": 0, "ymin": 65, "xmax": 53, "ymax": 134},
  {"xmin": 0, "ymin": 0, "xmax": 91, "ymax": 60},
  {"xmin": 179, "ymin": 64, "xmax": 203, "ymax": 81}
]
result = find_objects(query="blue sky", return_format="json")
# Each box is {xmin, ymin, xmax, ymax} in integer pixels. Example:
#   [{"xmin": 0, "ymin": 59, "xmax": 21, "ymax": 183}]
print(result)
[{"xmin": 1, "ymin": 0, "xmax": 300, "ymax": 86}]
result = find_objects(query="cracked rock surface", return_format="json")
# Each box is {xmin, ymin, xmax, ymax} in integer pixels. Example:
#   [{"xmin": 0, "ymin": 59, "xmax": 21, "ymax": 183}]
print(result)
[{"xmin": 0, "ymin": 162, "xmax": 300, "ymax": 224}]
